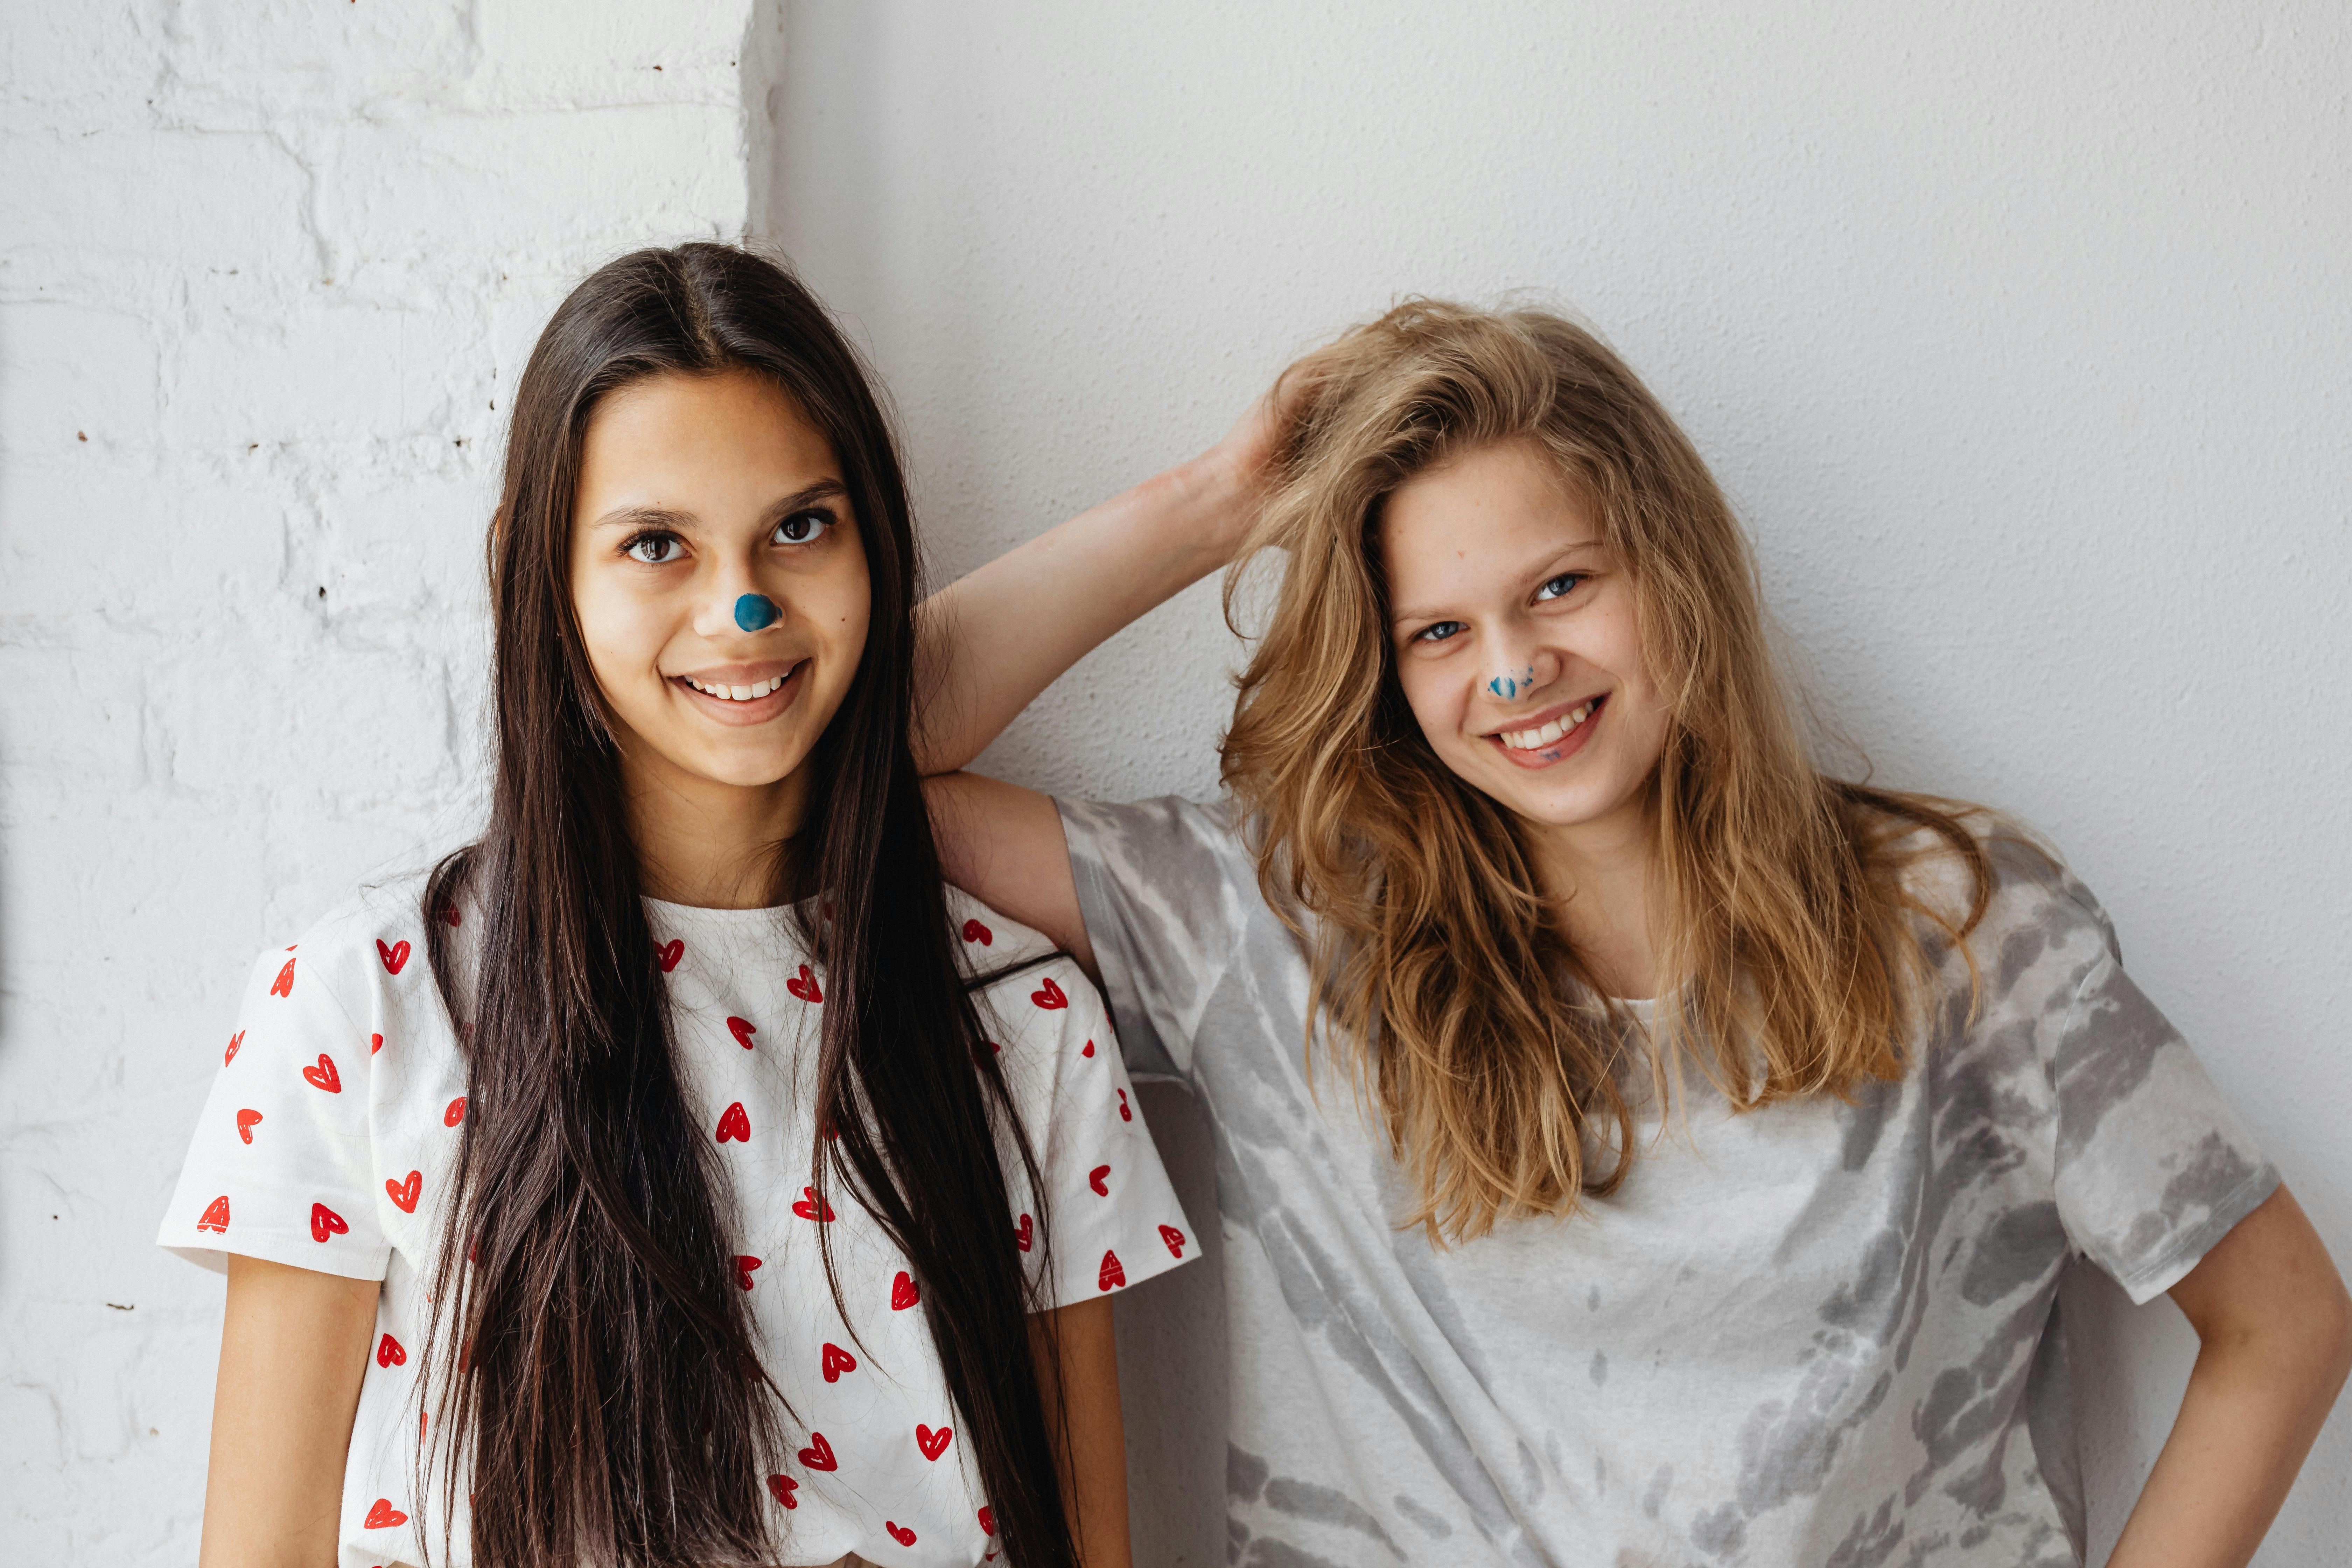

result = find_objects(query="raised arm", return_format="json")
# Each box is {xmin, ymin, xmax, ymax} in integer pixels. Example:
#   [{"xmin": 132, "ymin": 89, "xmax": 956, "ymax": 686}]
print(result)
[{"xmin": 910, "ymin": 392, "xmax": 1282, "ymax": 777}]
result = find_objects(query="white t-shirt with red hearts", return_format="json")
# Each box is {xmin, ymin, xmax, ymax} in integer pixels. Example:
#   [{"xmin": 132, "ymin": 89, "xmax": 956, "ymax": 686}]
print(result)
[{"xmin": 157, "ymin": 870, "xmax": 1194, "ymax": 1568}]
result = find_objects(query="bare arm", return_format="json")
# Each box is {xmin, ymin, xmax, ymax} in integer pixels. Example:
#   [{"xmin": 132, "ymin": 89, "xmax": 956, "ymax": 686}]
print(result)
[
  {"xmin": 926, "ymin": 771, "xmax": 1095, "ymax": 980},
  {"xmin": 2105, "ymin": 1183, "xmax": 2352, "ymax": 1568},
  {"xmin": 1030, "ymin": 1296, "xmax": 1132, "ymax": 1568},
  {"xmin": 910, "ymin": 393, "xmax": 1283, "ymax": 777},
  {"xmin": 200, "ymin": 1255, "xmax": 380, "ymax": 1568}
]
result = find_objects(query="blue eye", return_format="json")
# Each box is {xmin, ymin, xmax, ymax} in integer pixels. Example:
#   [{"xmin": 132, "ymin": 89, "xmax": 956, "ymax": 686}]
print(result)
[
  {"xmin": 1414, "ymin": 621, "xmax": 1468, "ymax": 644},
  {"xmin": 625, "ymin": 533, "xmax": 681, "ymax": 564},
  {"xmin": 1536, "ymin": 573, "xmax": 1585, "ymax": 602},
  {"xmin": 774, "ymin": 510, "xmax": 832, "ymax": 545}
]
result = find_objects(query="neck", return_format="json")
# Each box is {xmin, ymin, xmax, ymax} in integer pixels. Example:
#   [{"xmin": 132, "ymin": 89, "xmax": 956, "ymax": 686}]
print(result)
[
  {"xmin": 1518, "ymin": 792, "xmax": 1660, "ymax": 1001},
  {"xmin": 617, "ymin": 741, "xmax": 813, "ymax": 911}
]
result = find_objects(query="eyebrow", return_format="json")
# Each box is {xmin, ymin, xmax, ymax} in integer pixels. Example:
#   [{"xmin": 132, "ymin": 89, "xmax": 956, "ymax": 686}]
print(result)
[
  {"xmin": 584, "ymin": 478, "xmax": 851, "ymax": 534},
  {"xmin": 1388, "ymin": 538, "xmax": 1606, "ymax": 625}
]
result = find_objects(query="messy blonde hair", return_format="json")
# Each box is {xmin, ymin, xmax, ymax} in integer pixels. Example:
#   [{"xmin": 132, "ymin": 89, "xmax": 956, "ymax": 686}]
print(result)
[{"xmin": 1221, "ymin": 300, "xmax": 1989, "ymax": 1242}]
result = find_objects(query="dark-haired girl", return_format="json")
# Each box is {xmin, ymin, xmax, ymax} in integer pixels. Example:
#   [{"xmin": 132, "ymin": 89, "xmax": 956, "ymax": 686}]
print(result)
[{"xmin": 158, "ymin": 244, "xmax": 1205, "ymax": 1568}]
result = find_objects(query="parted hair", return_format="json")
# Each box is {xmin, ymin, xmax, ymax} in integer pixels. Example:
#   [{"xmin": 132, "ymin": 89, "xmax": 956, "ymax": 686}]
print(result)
[
  {"xmin": 1220, "ymin": 299, "xmax": 1991, "ymax": 1243},
  {"xmin": 419, "ymin": 244, "xmax": 1077, "ymax": 1568}
]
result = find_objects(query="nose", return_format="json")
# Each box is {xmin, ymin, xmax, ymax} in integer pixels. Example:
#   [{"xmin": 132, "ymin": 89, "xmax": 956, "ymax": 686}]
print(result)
[
  {"xmin": 693, "ymin": 562, "xmax": 785, "ymax": 640},
  {"xmin": 1484, "ymin": 638, "xmax": 1563, "ymax": 704}
]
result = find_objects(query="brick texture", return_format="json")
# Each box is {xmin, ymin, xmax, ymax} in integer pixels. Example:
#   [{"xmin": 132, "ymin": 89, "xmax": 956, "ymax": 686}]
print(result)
[{"xmin": 0, "ymin": 4, "xmax": 767, "ymax": 1557}]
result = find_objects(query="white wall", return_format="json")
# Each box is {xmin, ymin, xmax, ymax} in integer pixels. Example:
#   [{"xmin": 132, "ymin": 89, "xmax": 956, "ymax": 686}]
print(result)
[
  {"xmin": 0, "ymin": 2, "xmax": 773, "ymax": 1556},
  {"xmin": 766, "ymin": 3, "xmax": 2352, "ymax": 1564}
]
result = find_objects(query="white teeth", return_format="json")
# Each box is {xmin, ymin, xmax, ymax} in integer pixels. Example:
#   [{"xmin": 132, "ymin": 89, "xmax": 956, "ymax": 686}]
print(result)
[
  {"xmin": 684, "ymin": 671, "xmax": 789, "ymax": 701},
  {"xmin": 1499, "ymin": 700, "xmax": 1597, "ymax": 750}
]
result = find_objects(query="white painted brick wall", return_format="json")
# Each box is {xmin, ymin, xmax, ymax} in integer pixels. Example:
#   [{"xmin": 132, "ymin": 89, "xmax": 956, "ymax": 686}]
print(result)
[{"xmin": 0, "ymin": 4, "xmax": 773, "ymax": 1557}]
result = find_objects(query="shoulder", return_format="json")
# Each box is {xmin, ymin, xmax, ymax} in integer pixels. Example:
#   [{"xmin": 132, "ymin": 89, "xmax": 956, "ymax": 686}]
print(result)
[
  {"xmin": 248, "ymin": 868, "xmax": 446, "ymax": 1002},
  {"xmin": 1884, "ymin": 813, "xmax": 2119, "ymax": 1016},
  {"xmin": 944, "ymin": 885, "xmax": 1074, "ymax": 981},
  {"xmin": 1057, "ymin": 792, "xmax": 1249, "ymax": 868}
]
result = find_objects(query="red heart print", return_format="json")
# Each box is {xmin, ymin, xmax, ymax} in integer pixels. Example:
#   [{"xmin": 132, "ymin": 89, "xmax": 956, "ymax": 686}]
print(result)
[
  {"xmin": 715, "ymin": 1101, "xmax": 750, "ymax": 1143},
  {"xmin": 303, "ymin": 1054, "xmax": 341, "ymax": 1093},
  {"xmin": 1081, "ymin": 1038, "xmax": 1095, "ymax": 1057},
  {"xmin": 962, "ymin": 917, "xmax": 993, "ymax": 946},
  {"xmin": 979, "ymin": 1505, "xmax": 995, "ymax": 1536},
  {"xmin": 734, "ymin": 1255, "xmax": 761, "ymax": 1292},
  {"xmin": 887, "ymin": 1521, "xmax": 917, "ymax": 1547},
  {"xmin": 890, "ymin": 1270, "xmax": 920, "ymax": 1311},
  {"xmin": 791, "ymin": 1185, "xmax": 834, "ymax": 1222},
  {"xmin": 369, "ymin": 1032, "xmax": 383, "ymax": 1056},
  {"xmin": 1160, "ymin": 1224, "xmax": 1187, "ymax": 1258},
  {"xmin": 1014, "ymin": 1212, "xmax": 1032, "ymax": 1252},
  {"xmin": 363, "ymin": 1498, "xmax": 406, "ymax": 1530},
  {"xmin": 443, "ymin": 904, "xmax": 461, "ymax": 927},
  {"xmin": 822, "ymin": 1342, "xmax": 857, "ymax": 1383},
  {"xmin": 377, "ymin": 1332, "xmax": 406, "ymax": 1368},
  {"xmin": 376, "ymin": 939, "xmax": 410, "ymax": 975},
  {"xmin": 311, "ymin": 1202, "xmax": 349, "ymax": 1243},
  {"xmin": 444, "ymin": 1097, "xmax": 466, "ymax": 1127},
  {"xmin": 766, "ymin": 1474, "xmax": 798, "ymax": 1509},
  {"xmin": 786, "ymin": 964, "xmax": 823, "ymax": 1004},
  {"xmin": 1117, "ymin": 1088, "xmax": 1132, "ymax": 1122},
  {"xmin": 796, "ymin": 1432, "xmax": 837, "ymax": 1471},
  {"xmin": 1097, "ymin": 1249, "xmax": 1126, "ymax": 1291},
  {"xmin": 386, "ymin": 1170, "xmax": 421, "ymax": 1213},
  {"xmin": 197, "ymin": 1195, "xmax": 230, "ymax": 1234},
  {"xmin": 270, "ymin": 957, "xmax": 297, "ymax": 997},
  {"xmin": 656, "ymin": 939, "xmax": 684, "ymax": 972},
  {"xmin": 916, "ymin": 1422, "xmax": 952, "ymax": 1461},
  {"xmin": 224, "ymin": 1030, "xmax": 243, "ymax": 1065},
  {"xmin": 1030, "ymin": 976, "xmax": 1068, "ymax": 1010},
  {"xmin": 1088, "ymin": 1164, "xmax": 1111, "ymax": 1196},
  {"xmin": 727, "ymin": 1015, "xmax": 757, "ymax": 1049},
  {"xmin": 236, "ymin": 1108, "xmax": 263, "ymax": 1144}
]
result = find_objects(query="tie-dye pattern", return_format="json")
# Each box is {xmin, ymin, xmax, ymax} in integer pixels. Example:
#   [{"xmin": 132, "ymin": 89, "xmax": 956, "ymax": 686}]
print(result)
[{"xmin": 1058, "ymin": 796, "xmax": 2276, "ymax": 1567}]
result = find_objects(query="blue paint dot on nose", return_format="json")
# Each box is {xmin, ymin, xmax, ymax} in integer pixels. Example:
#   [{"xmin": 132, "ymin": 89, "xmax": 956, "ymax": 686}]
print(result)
[{"xmin": 734, "ymin": 593, "xmax": 779, "ymax": 631}]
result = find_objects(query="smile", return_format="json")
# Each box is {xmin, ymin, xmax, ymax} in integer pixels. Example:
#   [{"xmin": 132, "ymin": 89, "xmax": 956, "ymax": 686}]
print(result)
[
  {"xmin": 1495, "ymin": 695, "xmax": 1604, "ymax": 751},
  {"xmin": 668, "ymin": 660, "xmax": 807, "ymax": 725},
  {"xmin": 682, "ymin": 671, "xmax": 790, "ymax": 702}
]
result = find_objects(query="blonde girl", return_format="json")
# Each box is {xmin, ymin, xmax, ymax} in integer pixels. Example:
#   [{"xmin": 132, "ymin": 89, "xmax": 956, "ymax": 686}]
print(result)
[{"xmin": 916, "ymin": 301, "xmax": 2350, "ymax": 1566}]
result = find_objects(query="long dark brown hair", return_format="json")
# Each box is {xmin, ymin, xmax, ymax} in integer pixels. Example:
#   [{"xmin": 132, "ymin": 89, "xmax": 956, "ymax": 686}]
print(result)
[{"xmin": 419, "ymin": 243, "xmax": 1074, "ymax": 1567}]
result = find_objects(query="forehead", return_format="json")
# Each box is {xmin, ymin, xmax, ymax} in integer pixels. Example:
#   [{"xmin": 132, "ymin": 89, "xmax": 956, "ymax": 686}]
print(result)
[
  {"xmin": 577, "ymin": 369, "xmax": 838, "ymax": 513},
  {"xmin": 1379, "ymin": 439, "xmax": 1599, "ymax": 604}
]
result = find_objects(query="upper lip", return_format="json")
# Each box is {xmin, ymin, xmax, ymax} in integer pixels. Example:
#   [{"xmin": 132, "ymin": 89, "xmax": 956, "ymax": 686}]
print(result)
[
  {"xmin": 671, "ymin": 659, "xmax": 803, "ymax": 686},
  {"xmin": 1482, "ymin": 693, "xmax": 1605, "ymax": 737}
]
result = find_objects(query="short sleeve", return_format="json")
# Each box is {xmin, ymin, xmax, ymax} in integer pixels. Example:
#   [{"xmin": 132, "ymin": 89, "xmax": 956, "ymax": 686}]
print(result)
[
  {"xmin": 2051, "ymin": 947, "xmax": 2279, "ymax": 1304},
  {"xmin": 1054, "ymin": 795, "xmax": 1256, "ymax": 1082},
  {"xmin": 157, "ymin": 930, "xmax": 393, "ymax": 1282},
  {"xmin": 979, "ymin": 948, "xmax": 1197, "ymax": 1309}
]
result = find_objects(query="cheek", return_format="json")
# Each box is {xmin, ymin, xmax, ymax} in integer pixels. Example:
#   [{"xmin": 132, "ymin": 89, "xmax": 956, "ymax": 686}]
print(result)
[
  {"xmin": 570, "ymin": 572, "xmax": 673, "ymax": 695},
  {"xmin": 1395, "ymin": 662, "xmax": 1469, "ymax": 750}
]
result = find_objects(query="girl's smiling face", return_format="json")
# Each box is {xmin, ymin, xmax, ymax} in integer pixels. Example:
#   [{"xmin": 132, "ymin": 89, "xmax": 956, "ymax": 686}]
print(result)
[
  {"xmin": 1381, "ymin": 438, "xmax": 1671, "ymax": 842},
  {"xmin": 569, "ymin": 368, "xmax": 871, "ymax": 807}
]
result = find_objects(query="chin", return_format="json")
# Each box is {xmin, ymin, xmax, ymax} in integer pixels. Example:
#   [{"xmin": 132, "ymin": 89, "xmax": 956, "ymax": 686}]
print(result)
[{"xmin": 686, "ymin": 747, "xmax": 804, "ymax": 790}]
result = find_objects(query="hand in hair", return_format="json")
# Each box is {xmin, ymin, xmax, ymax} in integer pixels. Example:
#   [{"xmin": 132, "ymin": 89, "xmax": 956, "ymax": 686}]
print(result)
[{"xmin": 910, "ymin": 387, "xmax": 1290, "ymax": 778}]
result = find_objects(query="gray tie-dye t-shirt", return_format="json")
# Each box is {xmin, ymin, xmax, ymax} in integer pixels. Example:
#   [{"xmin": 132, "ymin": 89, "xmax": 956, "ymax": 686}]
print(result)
[{"xmin": 1058, "ymin": 795, "xmax": 2276, "ymax": 1568}]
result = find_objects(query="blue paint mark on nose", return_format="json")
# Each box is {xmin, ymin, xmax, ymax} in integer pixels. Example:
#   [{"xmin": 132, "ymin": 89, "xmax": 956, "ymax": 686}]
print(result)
[
  {"xmin": 734, "ymin": 593, "xmax": 779, "ymax": 632},
  {"xmin": 1488, "ymin": 664, "xmax": 1535, "ymax": 700}
]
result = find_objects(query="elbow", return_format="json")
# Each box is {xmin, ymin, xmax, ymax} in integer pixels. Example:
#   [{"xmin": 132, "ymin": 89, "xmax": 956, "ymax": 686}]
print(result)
[{"xmin": 2321, "ymin": 1273, "xmax": 2352, "ymax": 1400}]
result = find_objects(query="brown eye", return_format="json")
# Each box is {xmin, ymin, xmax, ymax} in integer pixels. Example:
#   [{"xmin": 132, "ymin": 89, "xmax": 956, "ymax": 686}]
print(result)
[
  {"xmin": 627, "ymin": 534, "xmax": 680, "ymax": 564},
  {"xmin": 774, "ymin": 510, "xmax": 832, "ymax": 545}
]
